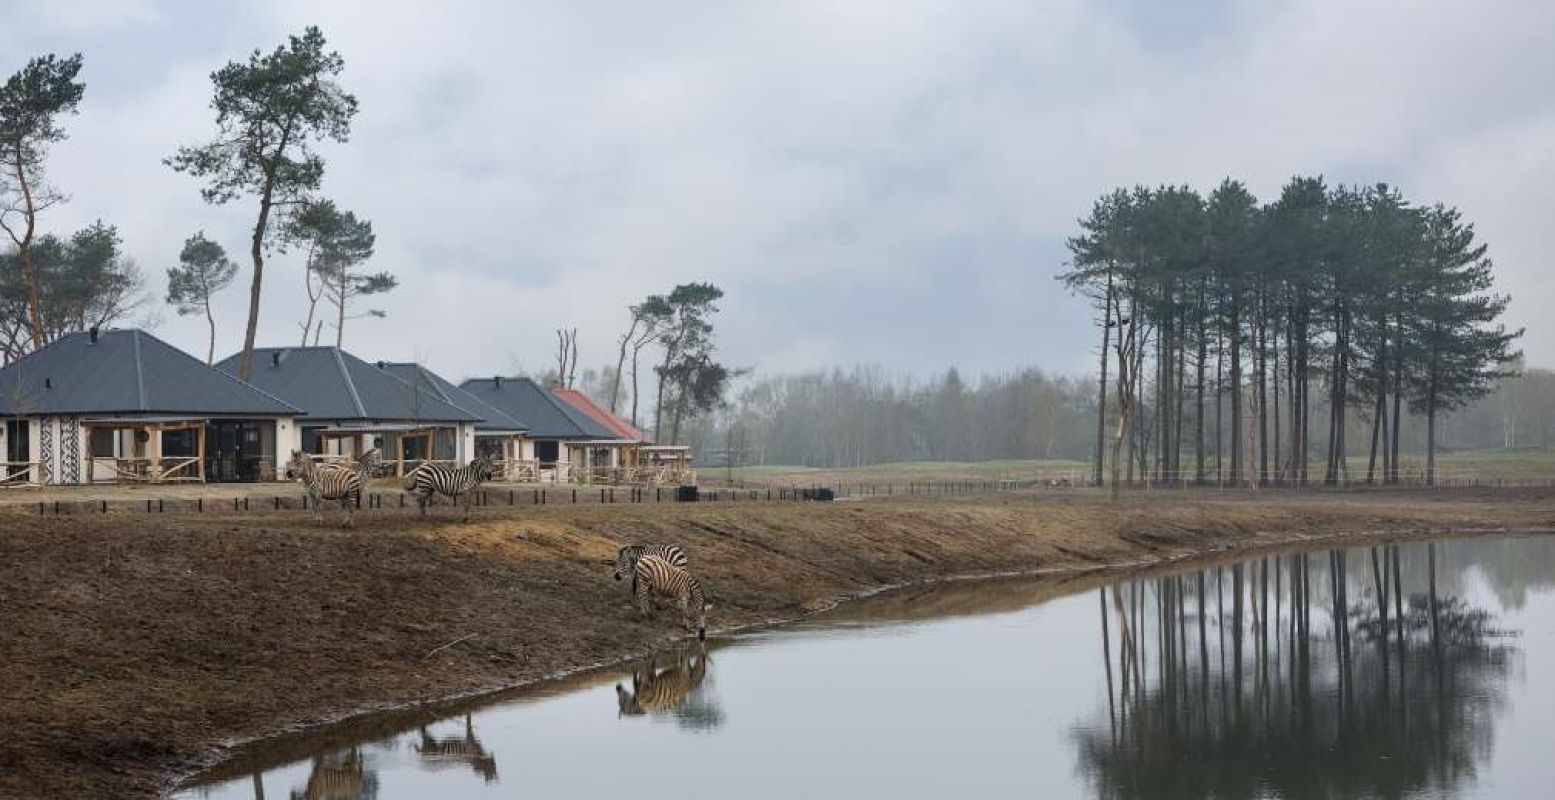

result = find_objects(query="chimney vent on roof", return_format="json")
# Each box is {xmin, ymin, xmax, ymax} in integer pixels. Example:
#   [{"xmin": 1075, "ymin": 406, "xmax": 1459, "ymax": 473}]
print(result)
[
  {"xmin": 88, "ymin": 326, "xmax": 99, "ymax": 344},
  {"xmin": 44, "ymin": 378, "xmax": 52, "ymax": 390},
  {"xmin": 376, "ymin": 361, "xmax": 385, "ymax": 369},
  {"xmin": 271, "ymin": 350, "xmax": 283, "ymax": 368},
  {"xmin": 494, "ymin": 376, "xmax": 502, "ymax": 389}
]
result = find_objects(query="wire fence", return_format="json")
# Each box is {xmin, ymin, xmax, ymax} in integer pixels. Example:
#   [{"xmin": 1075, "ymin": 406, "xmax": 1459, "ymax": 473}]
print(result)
[
  {"xmin": 18, "ymin": 479, "xmax": 1052, "ymax": 517},
  {"xmin": 14, "ymin": 470, "xmax": 1545, "ymax": 517}
]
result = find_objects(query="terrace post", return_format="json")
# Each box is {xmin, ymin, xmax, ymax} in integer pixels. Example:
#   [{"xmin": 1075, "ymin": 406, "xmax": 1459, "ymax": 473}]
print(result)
[
  {"xmin": 196, "ymin": 423, "xmax": 207, "ymax": 482},
  {"xmin": 149, "ymin": 426, "xmax": 162, "ymax": 481}
]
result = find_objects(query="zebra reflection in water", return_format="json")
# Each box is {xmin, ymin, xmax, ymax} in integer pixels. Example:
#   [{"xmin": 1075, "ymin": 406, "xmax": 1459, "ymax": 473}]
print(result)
[
  {"xmin": 416, "ymin": 713, "xmax": 498, "ymax": 783},
  {"xmin": 288, "ymin": 746, "xmax": 378, "ymax": 800},
  {"xmin": 615, "ymin": 642, "xmax": 723, "ymax": 729}
]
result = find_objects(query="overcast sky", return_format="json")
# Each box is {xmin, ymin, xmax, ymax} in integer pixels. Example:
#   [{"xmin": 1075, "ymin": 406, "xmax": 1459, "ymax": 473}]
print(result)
[{"xmin": 4, "ymin": 0, "xmax": 1552, "ymax": 384}]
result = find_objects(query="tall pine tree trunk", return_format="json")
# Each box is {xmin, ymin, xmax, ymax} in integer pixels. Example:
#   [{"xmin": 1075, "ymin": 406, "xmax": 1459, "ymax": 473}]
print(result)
[
  {"xmin": 1389, "ymin": 308, "xmax": 1405, "ymax": 484},
  {"xmin": 1230, "ymin": 304, "xmax": 1243, "ymax": 485},
  {"xmin": 1093, "ymin": 273, "xmax": 1114, "ymax": 487},
  {"xmin": 1195, "ymin": 289, "xmax": 1207, "ymax": 484},
  {"xmin": 1426, "ymin": 372, "xmax": 1439, "ymax": 486},
  {"xmin": 1250, "ymin": 294, "xmax": 1262, "ymax": 485},
  {"xmin": 1272, "ymin": 324, "xmax": 1281, "ymax": 483},
  {"xmin": 237, "ymin": 171, "xmax": 277, "ymax": 380},
  {"xmin": 1215, "ymin": 330, "xmax": 1224, "ymax": 483}
]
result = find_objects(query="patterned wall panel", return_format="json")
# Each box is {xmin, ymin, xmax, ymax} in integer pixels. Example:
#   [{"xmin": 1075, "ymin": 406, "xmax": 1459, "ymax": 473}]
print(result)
[
  {"xmin": 39, "ymin": 417, "xmax": 53, "ymax": 486},
  {"xmin": 61, "ymin": 416, "xmax": 80, "ymax": 484}
]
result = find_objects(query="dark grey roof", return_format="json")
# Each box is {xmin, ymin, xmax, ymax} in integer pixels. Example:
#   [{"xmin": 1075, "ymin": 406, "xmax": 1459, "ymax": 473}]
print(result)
[
  {"xmin": 377, "ymin": 363, "xmax": 529, "ymax": 433},
  {"xmin": 457, "ymin": 377, "xmax": 616, "ymax": 439},
  {"xmin": 216, "ymin": 347, "xmax": 480, "ymax": 423},
  {"xmin": 0, "ymin": 329, "xmax": 299, "ymax": 417}
]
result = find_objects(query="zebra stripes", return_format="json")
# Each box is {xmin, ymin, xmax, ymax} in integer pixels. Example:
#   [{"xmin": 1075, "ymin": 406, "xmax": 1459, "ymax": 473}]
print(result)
[
  {"xmin": 403, "ymin": 456, "xmax": 496, "ymax": 517},
  {"xmin": 616, "ymin": 642, "xmax": 709, "ymax": 717},
  {"xmin": 416, "ymin": 713, "xmax": 497, "ymax": 783},
  {"xmin": 634, "ymin": 555, "xmax": 710, "ymax": 640},
  {"xmin": 615, "ymin": 544, "xmax": 689, "ymax": 595},
  {"xmin": 287, "ymin": 449, "xmax": 380, "ymax": 528}
]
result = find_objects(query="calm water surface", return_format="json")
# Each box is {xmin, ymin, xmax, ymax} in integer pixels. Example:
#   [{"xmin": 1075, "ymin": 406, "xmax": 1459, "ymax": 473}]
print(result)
[{"xmin": 177, "ymin": 535, "xmax": 1555, "ymax": 799}]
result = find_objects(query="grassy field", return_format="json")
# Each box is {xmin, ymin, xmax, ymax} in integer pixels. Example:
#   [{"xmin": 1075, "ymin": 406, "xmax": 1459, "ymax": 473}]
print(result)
[
  {"xmin": 722, "ymin": 450, "xmax": 1555, "ymax": 487},
  {"xmin": 721, "ymin": 459, "xmax": 1090, "ymax": 486}
]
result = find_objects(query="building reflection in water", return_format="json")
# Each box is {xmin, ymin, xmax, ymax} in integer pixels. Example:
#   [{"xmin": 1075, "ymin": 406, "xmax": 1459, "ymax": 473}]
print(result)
[{"xmin": 1076, "ymin": 542, "xmax": 1520, "ymax": 800}]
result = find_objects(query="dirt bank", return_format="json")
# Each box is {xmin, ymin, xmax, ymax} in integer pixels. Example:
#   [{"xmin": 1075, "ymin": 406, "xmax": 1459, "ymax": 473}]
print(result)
[{"xmin": 3, "ymin": 489, "xmax": 1554, "ymax": 799}]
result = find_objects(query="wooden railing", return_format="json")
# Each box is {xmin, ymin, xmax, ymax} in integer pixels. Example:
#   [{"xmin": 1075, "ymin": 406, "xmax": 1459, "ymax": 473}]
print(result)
[
  {"xmin": 567, "ymin": 465, "xmax": 698, "ymax": 485},
  {"xmin": 0, "ymin": 461, "xmax": 47, "ymax": 487},
  {"xmin": 489, "ymin": 458, "xmax": 540, "ymax": 483},
  {"xmin": 92, "ymin": 456, "xmax": 203, "ymax": 483},
  {"xmin": 473, "ymin": 460, "xmax": 698, "ymax": 486}
]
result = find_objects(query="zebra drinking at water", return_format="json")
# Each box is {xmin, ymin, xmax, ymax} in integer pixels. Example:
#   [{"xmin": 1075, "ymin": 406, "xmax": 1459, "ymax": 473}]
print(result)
[
  {"xmin": 614, "ymin": 544, "xmax": 689, "ymax": 595},
  {"xmin": 286, "ymin": 448, "xmax": 380, "ymax": 528},
  {"xmin": 403, "ymin": 456, "xmax": 495, "ymax": 518},
  {"xmin": 634, "ymin": 555, "xmax": 711, "ymax": 640}
]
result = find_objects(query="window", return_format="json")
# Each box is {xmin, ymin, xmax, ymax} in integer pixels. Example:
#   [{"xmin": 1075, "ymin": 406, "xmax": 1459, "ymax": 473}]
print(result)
[
  {"xmin": 535, "ymin": 440, "xmax": 559, "ymax": 464},
  {"xmin": 162, "ymin": 428, "xmax": 198, "ymax": 457},
  {"xmin": 5, "ymin": 420, "xmax": 28, "ymax": 463},
  {"xmin": 90, "ymin": 428, "xmax": 116, "ymax": 458},
  {"xmin": 434, "ymin": 429, "xmax": 456, "ymax": 460}
]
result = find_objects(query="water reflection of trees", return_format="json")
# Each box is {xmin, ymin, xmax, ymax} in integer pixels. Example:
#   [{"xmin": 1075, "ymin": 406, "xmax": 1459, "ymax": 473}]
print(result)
[
  {"xmin": 615, "ymin": 642, "xmax": 723, "ymax": 730},
  {"xmin": 1077, "ymin": 543, "xmax": 1520, "ymax": 800}
]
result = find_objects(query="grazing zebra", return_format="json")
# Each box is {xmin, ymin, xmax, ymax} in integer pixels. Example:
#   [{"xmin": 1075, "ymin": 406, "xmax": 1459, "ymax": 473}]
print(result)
[
  {"xmin": 403, "ymin": 456, "xmax": 495, "ymax": 518},
  {"xmin": 616, "ymin": 642, "xmax": 710, "ymax": 718},
  {"xmin": 634, "ymin": 554, "xmax": 711, "ymax": 640},
  {"xmin": 287, "ymin": 449, "xmax": 380, "ymax": 528},
  {"xmin": 614, "ymin": 544, "xmax": 689, "ymax": 595},
  {"xmin": 416, "ymin": 713, "xmax": 497, "ymax": 783}
]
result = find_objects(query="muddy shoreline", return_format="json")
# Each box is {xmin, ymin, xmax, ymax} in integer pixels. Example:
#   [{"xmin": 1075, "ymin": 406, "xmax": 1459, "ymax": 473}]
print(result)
[
  {"xmin": 177, "ymin": 518, "xmax": 1553, "ymax": 795},
  {"xmin": 3, "ymin": 489, "xmax": 1554, "ymax": 799}
]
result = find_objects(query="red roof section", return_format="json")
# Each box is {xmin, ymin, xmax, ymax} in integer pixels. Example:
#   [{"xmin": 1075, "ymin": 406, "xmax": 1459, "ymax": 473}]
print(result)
[{"xmin": 550, "ymin": 388, "xmax": 649, "ymax": 442}]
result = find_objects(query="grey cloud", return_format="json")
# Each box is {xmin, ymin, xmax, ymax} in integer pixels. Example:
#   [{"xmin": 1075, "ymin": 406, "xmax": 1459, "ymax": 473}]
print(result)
[{"xmin": 2, "ymin": 0, "xmax": 1550, "ymax": 383}]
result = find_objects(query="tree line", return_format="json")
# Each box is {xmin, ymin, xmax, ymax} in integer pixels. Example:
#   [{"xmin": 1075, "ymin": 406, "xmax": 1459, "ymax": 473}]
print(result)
[
  {"xmin": 2, "ymin": 29, "xmax": 394, "ymax": 369},
  {"xmin": 1061, "ymin": 177, "xmax": 1521, "ymax": 492},
  {"xmin": 668, "ymin": 366, "xmax": 1095, "ymax": 468}
]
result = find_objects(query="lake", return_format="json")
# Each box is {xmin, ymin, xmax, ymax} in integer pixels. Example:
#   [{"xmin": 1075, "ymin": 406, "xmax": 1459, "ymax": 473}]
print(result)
[{"xmin": 176, "ymin": 534, "xmax": 1555, "ymax": 799}]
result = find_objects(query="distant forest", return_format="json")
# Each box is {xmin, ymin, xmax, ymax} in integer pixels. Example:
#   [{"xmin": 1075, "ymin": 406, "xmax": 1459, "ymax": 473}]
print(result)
[{"xmin": 551, "ymin": 361, "xmax": 1553, "ymax": 472}]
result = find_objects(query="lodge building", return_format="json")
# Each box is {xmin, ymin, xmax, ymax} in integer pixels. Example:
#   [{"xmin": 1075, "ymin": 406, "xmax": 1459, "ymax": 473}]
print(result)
[{"xmin": 0, "ymin": 327, "xmax": 693, "ymax": 486}]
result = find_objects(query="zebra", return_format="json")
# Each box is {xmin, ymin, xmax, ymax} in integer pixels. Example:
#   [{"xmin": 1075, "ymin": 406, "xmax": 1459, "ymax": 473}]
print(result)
[
  {"xmin": 286, "ymin": 448, "xmax": 380, "ymax": 528},
  {"xmin": 403, "ymin": 456, "xmax": 495, "ymax": 518},
  {"xmin": 634, "ymin": 554, "xmax": 711, "ymax": 640},
  {"xmin": 614, "ymin": 544, "xmax": 689, "ymax": 596},
  {"xmin": 416, "ymin": 713, "xmax": 497, "ymax": 783},
  {"xmin": 295, "ymin": 747, "xmax": 367, "ymax": 800},
  {"xmin": 616, "ymin": 642, "xmax": 710, "ymax": 718}
]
